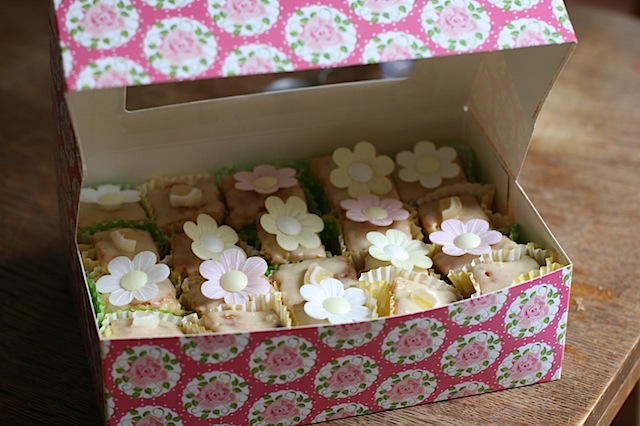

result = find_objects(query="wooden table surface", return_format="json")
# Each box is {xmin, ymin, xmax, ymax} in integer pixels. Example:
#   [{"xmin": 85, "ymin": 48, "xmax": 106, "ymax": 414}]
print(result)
[{"xmin": 1, "ymin": 2, "xmax": 639, "ymax": 425}]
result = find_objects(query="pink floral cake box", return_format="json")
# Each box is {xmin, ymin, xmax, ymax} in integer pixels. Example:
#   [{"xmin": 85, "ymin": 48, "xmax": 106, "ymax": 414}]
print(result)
[{"xmin": 49, "ymin": 0, "xmax": 576, "ymax": 425}]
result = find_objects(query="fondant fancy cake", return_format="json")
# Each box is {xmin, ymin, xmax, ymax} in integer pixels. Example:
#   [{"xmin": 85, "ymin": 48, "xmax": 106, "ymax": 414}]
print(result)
[{"xmin": 78, "ymin": 140, "xmax": 566, "ymax": 337}]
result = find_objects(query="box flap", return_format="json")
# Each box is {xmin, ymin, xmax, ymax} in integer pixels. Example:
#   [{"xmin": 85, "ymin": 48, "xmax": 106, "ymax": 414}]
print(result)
[{"xmin": 53, "ymin": 0, "xmax": 576, "ymax": 92}]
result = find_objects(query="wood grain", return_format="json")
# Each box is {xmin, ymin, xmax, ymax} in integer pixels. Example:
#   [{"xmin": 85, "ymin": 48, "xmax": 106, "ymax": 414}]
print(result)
[{"xmin": 1, "ymin": 2, "xmax": 639, "ymax": 425}]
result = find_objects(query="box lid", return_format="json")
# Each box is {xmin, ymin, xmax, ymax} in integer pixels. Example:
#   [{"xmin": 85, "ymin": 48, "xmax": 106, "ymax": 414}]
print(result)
[{"xmin": 52, "ymin": 0, "xmax": 577, "ymax": 180}]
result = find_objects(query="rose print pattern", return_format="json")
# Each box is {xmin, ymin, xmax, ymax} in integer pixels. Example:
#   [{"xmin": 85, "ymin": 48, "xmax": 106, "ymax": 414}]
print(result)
[
  {"xmin": 117, "ymin": 405, "xmax": 183, "ymax": 426},
  {"xmin": 375, "ymin": 369, "xmax": 437, "ymax": 409},
  {"xmin": 286, "ymin": 6, "xmax": 358, "ymax": 66},
  {"xmin": 144, "ymin": 17, "xmax": 217, "ymax": 78},
  {"xmin": 487, "ymin": 0, "xmax": 540, "ymax": 11},
  {"xmin": 362, "ymin": 32, "xmax": 431, "ymax": 65},
  {"xmin": 449, "ymin": 291, "xmax": 508, "ymax": 326},
  {"xmin": 434, "ymin": 381, "xmax": 492, "ymax": 401},
  {"xmin": 112, "ymin": 346, "xmax": 181, "ymax": 398},
  {"xmin": 497, "ymin": 343, "xmax": 554, "ymax": 388},
  {"xmin": 60, "ymin": 42, "xmax": 73, "ymax": 79},
  {"xmin": 312, "ymin": 403, "xmax": 371, "ymax": 422},
  {"xmin": 105, "ymin": 392, "xmax": 115, "ymax": 419},
  {"xmin": 180, "ymin": 333, "xmax": 249, "ymax": 364},
  {"xmin": 556, "ymin": 310, "xmax": 568, "ymax": 345},
  {"xmin": 222, "ymin": 44, "xmax": 293, "ymax": 78},
  {"xmin": 248, "ymin": 390, "xmax": 312, "ymax": 426},
  {"xmin": 65, "ymin": 0, "xmax": 139, "ymax": 50},
  {"xmin": 441, "ymin": 331, "xmax": 501, "ymax": 377},
  {"xmin": 498, "ymin": 19, "xmax": 563, "ymax": 49},
  {"xmin": 505, "ymin": 284, "xmax": 560, "ymax": 338},
  {"xmin": 76, "ymin": 57, "xmax": 150, "ymax": 90},
  {"xmin": 552, "ymin": 0, "xmax": 574, "ymax": 30},
  {"xmin": 209, "ymin": 0, "xmax": 280, "ymax": 36},
  {"xmin": 382, "ymin": 318, "xmax": 446, "ymax": 365},
  {"xmin": 250, "ymin": 336, "xmax": 317, "ymax": 384},
  {"xmin": 142, "ymin": 0, "xmax": 196, "ymax": 9},
  {"xmin": 182, "ymin": 371, "xmax": 249, "ymax": 419},
  {"xmin": 422, "ymin": 0, "xmax": 491, "ymax": 52},
  {"xmin": 318, "ymin": 318, "xmax": 384, "ymax": 349},
  {"xmin": 315, "ymin": 355, "xmax": 379, "ymax": 399},
  {"xmin": 349, "ymin": 0, "xmax": 415, "ymax": 24}
]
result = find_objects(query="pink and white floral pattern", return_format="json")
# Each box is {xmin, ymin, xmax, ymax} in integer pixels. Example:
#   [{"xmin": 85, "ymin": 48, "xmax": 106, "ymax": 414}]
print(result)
[
  {"xmin": 434, "ymin": 381, "xmax": 491, "ymax": 401},
  {"xmin": 375, "ymin": 369, "xmax": 437, "ymax": 409},
  {"xmin": 248, "ymin": 390, "xmax": 312, "ymax": 426},
  {"xmin": 487, "ymin": 0, "xmax": 540, "ymax": 11},
  {"xmin": 60, "ymin": 42, "xmax": 73, "ymax": 79},
  {"xmin": 143, "ymin": 17, "xmax": 217, "ymax": 78},
  {"xmin": 286, "ymin": 6, "xmax": 358, "ymax": 66},
  {"xmin": 557, "ymin": 310, "xmax": 568, "ymax": 345},
  {"xmin": 112, "ymin": 345, "xmax": 181, "ymax": 398},
  {"xmin": 182, "ymin": 371, "xmax": 249, "ymax": 419},
  {"xmin": 441, "ymin": 331, "xmax": 502, "ymax": 377},
  {"xmin": 116, "ymin": 405, "xmax": 183, "ymax": 426},
  {"xmin": 143, "ymin": 0, "xmax": 195, "ymax": 10},
  {"xmin": 448, "ymin": 291, "xmax": 508, "ymax": 326},
  {"xmin": 76, "ymin": 57, "xmax": 150, "ymax": 90},
  {"xmin": 363, "ymin": 32, "xmax": 431, "ymax": 65},
  {"xmin": 496, "ymin": 343, "xmax": 554, "ymax": 387},
  {"xmin": 65, "ymin": 0, "xmax": 139, "ymax": 50},
  {"xmin": 222, "ymin": 44, "xmax": 294, "ymax": 77},
  {"xmin": 180, "ymin": 333, "xmax": 249, "ymax": 364},
  {"xmin": 315, "ymin": 355, "xmax": 379, "ymax": 399},
  {"xmin": 209, "ymin": 0, "xmax": 280, "ymax": 36},
  {"xmin": 250, "ymin": 336, "xmax": 317, "ymax": 384},
  {"xmin": 382, "ymin": 318, "xmax": 446, "ymax": 365},
  {"xmin": 553, "ymin": 0, "xmax": 574, "ymax": 30},
  {"xmin": 349, "ymin": 0, "xmax": 415, "ymax": 24},
  {"xmin": 422, "ymin": 0, "xmax": 492, "ymax": 52},
  {"xmin": 318, "ymin": 319, "xmax": 385, "ymax": 349},
  {"xmin": 312, "ymin": 403, "xmax": 372, "ymax": 422},
  {"xmin": 505, "ymin": 284, "xmax": 560, "ymax": 338},
  {"xmin": 498, "ymin": 19, "xmax": 564, "ymax": 49}
]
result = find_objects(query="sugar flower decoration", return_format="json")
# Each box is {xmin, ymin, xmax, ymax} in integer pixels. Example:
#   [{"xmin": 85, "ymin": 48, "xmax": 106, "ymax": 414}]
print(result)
[
  {"xmin": 199, "ymin": 248, "xmax": 270, "ymax": 305},
  {"xmin": 367, "ymin": 229, "xmax": 433, "ymax": 270},
  {"xmin": 300, "ymin": 278, "xmax": 371, "ymax": 324},
  {"xmin": 80, "ymin": 184, "xmax": 140, "ymax": 211},
  {"xmin": 96, "ymin": 251, "xmax": 169, "ymax": 307},
  {"xmin": 396, "ymin": 141, "xmax": 461, "ymax": 189},
  {"xmin": 234, "ymin": 164, "xmax": 298, "ymax": 195},
  {"xmin": 260, "ymin": 196, "xmax": 324, "ymax": 251},
  {"xmin": 329, "ymin": 141, "xmax": 395, "ymax": 198},
  {"xmin": 429, "ymin": 218, "xmax": 502, "ymax": 256},
  {"xmin": 340, "ymin": 194, "xmax": 409, "ymax": 227},
  {"xmin": 183, "ymin": 214, "xmax": 239, "ymax": 260}
]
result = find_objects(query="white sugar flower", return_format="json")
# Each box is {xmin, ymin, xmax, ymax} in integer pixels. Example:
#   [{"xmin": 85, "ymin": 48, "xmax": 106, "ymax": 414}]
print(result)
[
  {"xmin": 300, "ymin": 278, "xmax": 372, "ymax": 324},
  {"xmin": 80, "ymin": 184, "xmax": 141, "ymax": 211},
  {"xmin": 183, "ymin": 214, "xmax": 239, "ymax": 260},
  {"xmin": 396, "ymin": 141, "xmax": 461, "ymax": 189},
  {"xmin": 96, "ymin": 251, "xmax": 169, "ymax": 307},
  {"xmin": 259, "ymin": 196, "xmax": 324, "ymax": 251},
  {"xmin": 329, "ymin": 141, "xmax": 395, "ymax": 198},
  {"xmin": 429, "ymin": 218, "xmax": 502, "ymax": 256},
  {"xmin": 367, "ymin": 229, "xmax": 433, "ymax": 270}
]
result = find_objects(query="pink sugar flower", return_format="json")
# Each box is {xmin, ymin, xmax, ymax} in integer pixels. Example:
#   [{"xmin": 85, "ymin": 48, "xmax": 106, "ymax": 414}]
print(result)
[
  {"xmin": 429, "ymin": 219, "xmax": 502, "ymax": 256},
  {"xmin": 340, "ymin": 194, "xmax": 409, "ymax": 227},
  {"xmin": 234, "ymin": 164, "xmax": 298, "ymax": 195},
  {"xmin": 199, "ymin": 248, "xmax": 270, "ymax": 305}
]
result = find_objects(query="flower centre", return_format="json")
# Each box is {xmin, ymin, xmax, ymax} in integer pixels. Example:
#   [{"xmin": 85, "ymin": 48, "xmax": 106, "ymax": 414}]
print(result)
[
  {"xmin": 415, "ymin": 156, "xmax": 441, "ymax": 175},
  {"xmin": 276, "ymin": 215, "xmax": 301, "ymax": 236},
  {"xmin": 251, "ymin": 175, "xmax": 278, "ymax": 190},
  {"xmin": 454, "ymin": 232, "xmax": 482, "ymax": 249},
  {"xmin": 97, "ymin": 192, "xmax": 124, "ymax": 211},
  {"xmin": 384, "ymin": 244, "xmax": 409, "ymax": 260},
  {"xmin": 120, "ymin": 270, "xmax": 148, "ymax": 291},
  {"xmin": 323, "ymin": 296, "xmax": 351, "ymax": 315},
  {"xmin": 363, "ymin": 206, "xmax": 389, "ymax": 220},
  {"xmin": 348, "ymin": 162, "xmax": 374, "ymax": 183},
  {"xmin": 200, "ymin": 233, "xmax": 224, "ymax": 253},
  {"xmin": 220, "ymin": 270, "xmax": 249, "ymax": 293}
]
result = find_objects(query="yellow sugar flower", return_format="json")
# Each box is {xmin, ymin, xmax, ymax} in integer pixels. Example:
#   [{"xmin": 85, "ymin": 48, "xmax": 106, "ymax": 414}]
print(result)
[
  {"xmin": 260, "ymin": 196, "xmax": 324, "ymax": 251},
  {"xmin": 329, "ymin": 141, "xmax": 394, "ymax": 198},
  {"xmin": 183, "ymin": 214, "xmax": 240, "ymax": 260}
]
